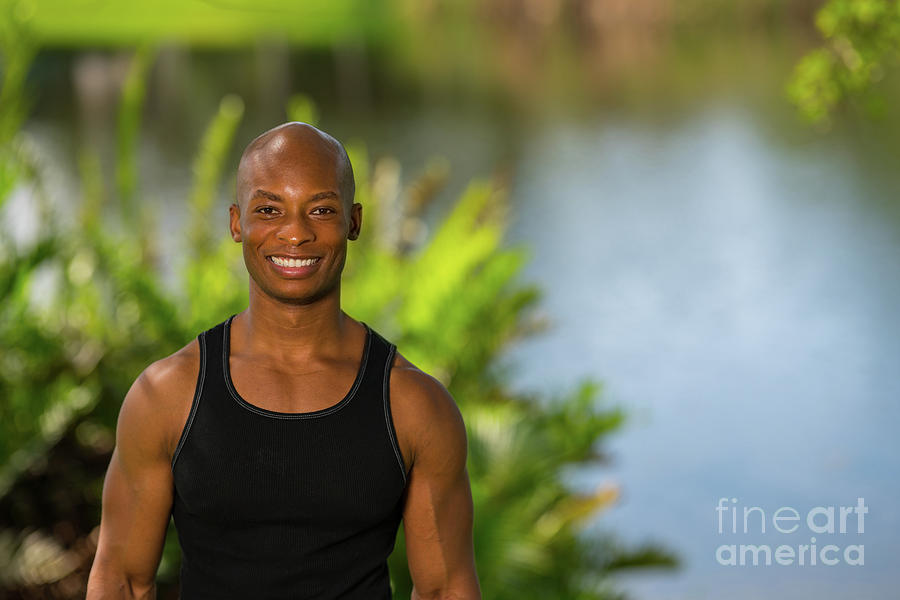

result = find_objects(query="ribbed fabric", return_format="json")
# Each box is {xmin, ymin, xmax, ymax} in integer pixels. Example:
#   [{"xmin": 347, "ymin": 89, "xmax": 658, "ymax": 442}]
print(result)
[{"xmin": 171, "ymin": 315, "xmax": 408, "ymax": 600}]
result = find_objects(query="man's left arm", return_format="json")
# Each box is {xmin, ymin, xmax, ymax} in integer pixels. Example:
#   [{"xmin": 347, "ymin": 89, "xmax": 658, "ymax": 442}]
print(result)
[{"xmin": 395, "ymin": 368, "xmax": 481, "ymax": 600}]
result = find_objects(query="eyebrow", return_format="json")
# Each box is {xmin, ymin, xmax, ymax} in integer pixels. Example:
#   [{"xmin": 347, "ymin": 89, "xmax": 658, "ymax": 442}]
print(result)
[
  {"xmin": 251, "ymin": 189, "xmax": 282, "ymax": 202},
  {"xmin": 250, "ymin": 189, "xmax": 340, "ymax": 203},
  {"xmin": 308, "ymin": 191, "xmax": 340, "ymax": 202}
]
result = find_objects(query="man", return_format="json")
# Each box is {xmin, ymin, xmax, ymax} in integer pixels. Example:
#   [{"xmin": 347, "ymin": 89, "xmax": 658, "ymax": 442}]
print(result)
[{"xmin": 86, "ymin": 122, "xmax": 481, "ymax": 599}]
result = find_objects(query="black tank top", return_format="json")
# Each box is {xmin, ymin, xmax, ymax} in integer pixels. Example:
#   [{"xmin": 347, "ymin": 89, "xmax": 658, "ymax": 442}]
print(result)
[{"xmin": 171, "ymin": 314, "xmax": 408, "ymax": 599}]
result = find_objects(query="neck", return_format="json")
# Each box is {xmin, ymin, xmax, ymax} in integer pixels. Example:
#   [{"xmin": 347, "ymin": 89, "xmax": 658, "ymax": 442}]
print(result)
[{"xmin": 235, "ymin": 280, "xmax": 352, "ymax": 362}]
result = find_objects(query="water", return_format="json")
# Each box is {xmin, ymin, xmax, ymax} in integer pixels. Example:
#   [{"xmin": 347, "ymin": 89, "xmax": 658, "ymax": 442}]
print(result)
[{"xmin": 501, "ymin": 107, "xmax": 900, "ymax": 598}]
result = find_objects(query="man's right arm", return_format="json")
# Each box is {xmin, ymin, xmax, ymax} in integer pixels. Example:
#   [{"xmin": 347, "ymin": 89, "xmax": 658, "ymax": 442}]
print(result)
[{"xmin": 86, "ymin": 346, "xmax": 196, "ymax": 599}]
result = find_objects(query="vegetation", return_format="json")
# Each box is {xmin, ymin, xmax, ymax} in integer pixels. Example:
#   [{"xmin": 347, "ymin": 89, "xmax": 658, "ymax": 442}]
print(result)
[
  {"xmin": 0, "ymin": 33, "xmax": 676, "ymax": 600},
  {"xmin": 789, "ymin": 0, "xmax": 900, "ymax": 124},
  {"xmin": 0, "ymin": 0, "xmax": 390, "ymax": 47}
]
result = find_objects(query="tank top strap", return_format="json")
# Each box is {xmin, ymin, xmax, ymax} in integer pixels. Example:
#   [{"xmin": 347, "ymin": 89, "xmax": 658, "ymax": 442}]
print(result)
[
  {"xmin": 355, "ymin": 322, "xmax": 406, "ymax": 484},
  {"xmin": 205, "ymin": 316, "xmax": 229, "ymax": 387},
  {"xmin": 357, "ymin": 322, "xmax": 395, "ymax": 392},
  {"xmin": 171, "ymin": 317, "xmax": 224, "ymax": 470}
]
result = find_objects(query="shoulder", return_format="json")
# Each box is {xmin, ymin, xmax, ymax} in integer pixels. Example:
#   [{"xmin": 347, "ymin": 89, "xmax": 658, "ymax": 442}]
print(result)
[
  {"xmin": 117, "ymin": 337, "xmax": 201, "ymax": 463},
  {"xmin": 387, "ymin": 351, "xmax": 468, "ymax": 473},
  {"xmin": 139, "ymin": 337, "xmax": 202, "ymax": 396}
]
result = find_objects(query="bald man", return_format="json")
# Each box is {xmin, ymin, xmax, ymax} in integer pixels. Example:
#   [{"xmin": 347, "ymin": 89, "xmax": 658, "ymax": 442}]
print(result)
[{"xmin": 86, "ymin": 123, "xmax": 481, "ymax": 600}]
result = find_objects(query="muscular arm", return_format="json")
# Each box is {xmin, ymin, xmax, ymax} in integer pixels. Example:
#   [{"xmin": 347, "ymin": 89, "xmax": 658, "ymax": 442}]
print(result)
[
  {"xmin": 87, "ymin": 349, "xmax": 194, "ymax": 599},
  {"xmin": 393, "ymin": 367, "xmax": 481, "ymax": 600}
]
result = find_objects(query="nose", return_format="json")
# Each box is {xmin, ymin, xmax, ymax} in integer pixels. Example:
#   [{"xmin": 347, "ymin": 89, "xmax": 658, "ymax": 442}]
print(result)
[{"xmin": 276, "ymin": 213, "xmax": 315, "ymax": 246}]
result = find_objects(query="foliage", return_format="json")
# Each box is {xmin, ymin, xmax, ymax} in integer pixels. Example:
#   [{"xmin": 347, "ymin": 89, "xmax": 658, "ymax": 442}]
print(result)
[
  {"xmin": 0, "ymin": 47, "xmax": 676, "ymax": 598},
  {"xmin": 788, "ymin": 0, "xmax": 900, "ymax": 124},
  {"xmin": 0, "ymin": 2, "xmax": 35, "ymax": 203},
  {"xmin": 0, "ymin": 0, "xmax": 390, "ymax": 47}
]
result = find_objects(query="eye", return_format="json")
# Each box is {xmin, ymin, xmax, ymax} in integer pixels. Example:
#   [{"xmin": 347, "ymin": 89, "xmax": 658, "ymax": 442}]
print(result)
[
  {"xmin": 256, "ymin": 206, "xmax": 278, "ymax": 215},
  {"xmin": 311, "ymin": 207, "xmax": 336, "ymax": 215}
]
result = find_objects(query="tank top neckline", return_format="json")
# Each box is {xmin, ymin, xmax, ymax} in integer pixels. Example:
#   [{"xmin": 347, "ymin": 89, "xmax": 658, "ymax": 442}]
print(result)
[{"xmin": 221, "ymin": 313, "xmax": 373, "ymax": 419}]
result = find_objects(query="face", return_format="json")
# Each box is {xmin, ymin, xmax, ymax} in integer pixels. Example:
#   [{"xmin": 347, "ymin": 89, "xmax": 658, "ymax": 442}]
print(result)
[{"xmin": 229, "ymin": 135, "xmax": 362, "ymax": 306}]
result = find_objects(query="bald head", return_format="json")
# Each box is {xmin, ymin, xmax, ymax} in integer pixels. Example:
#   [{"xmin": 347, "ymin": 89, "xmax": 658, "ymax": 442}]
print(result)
[{"xmin": 236, "ymin": 122, "xmax": 355, "ymax": 211}]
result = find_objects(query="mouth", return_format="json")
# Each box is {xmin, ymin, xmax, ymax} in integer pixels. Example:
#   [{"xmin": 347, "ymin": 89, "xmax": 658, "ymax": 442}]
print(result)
[{"xmin": 267, "ymin": 255, "xmax": 321, "ymax": 268}]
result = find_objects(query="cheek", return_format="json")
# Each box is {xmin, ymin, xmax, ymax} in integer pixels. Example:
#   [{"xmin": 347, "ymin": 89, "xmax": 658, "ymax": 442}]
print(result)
[
  {"xmin": 241, "ymin": 243, "xmax": 258, "ymax": 269},
  {"xmin": 240, "ymin": 222, "xmax": 269, "ymax": 244},
  {"xmin": 239, "ymin": 227, "xmax": 266, "ymax": 260}
]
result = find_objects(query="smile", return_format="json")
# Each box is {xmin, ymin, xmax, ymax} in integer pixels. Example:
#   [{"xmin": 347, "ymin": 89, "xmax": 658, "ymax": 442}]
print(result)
[{"xmin": 268, "ymin": 256, "xmax": 321, "ymax": 268}]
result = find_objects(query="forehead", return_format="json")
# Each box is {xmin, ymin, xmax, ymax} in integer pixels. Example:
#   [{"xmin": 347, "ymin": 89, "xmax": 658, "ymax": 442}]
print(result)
[{"xmin": 242, "ymin": 140, "xmax": 342, "ymax": 193}]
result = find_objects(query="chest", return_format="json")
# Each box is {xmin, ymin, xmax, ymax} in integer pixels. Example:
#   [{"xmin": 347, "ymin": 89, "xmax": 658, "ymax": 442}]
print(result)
[
  {"xmin": 227, "ymin": 356, "xmax": 362, "ymax": 414},
  {"xmin": 174, "ymin": 406, "xmax": 406, "ymax": 530}
]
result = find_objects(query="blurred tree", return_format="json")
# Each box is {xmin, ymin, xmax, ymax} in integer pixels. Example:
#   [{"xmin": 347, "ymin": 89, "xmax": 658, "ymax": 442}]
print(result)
[
  {"xmin": 0, "ymin": 47, "xmax": 676, "ymax": 600},
  {"xmin": 789, "ymin": 0, "xmax": 900, "ymax": 124}
]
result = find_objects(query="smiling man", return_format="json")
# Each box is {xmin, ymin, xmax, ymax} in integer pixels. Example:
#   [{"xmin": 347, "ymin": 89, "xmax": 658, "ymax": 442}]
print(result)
[{"xmin": 86, "ymin": 122, "xmax": 481, "ymax": 600}]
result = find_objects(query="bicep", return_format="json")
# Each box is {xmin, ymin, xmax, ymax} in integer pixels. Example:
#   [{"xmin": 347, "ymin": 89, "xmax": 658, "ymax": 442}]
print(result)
[
  {"xmin": 95, "ymin": 448, "xmax": 174, "ymax": 576},
  {"xmin": 89, "ymin": 375, "xmax": 175, "ymax": 595},
  {"xmin": 403, "ymin": 461, "xmax": 476, "ymax": 587},
  {"xmin": 401, "ymin": 379, "xmax": 480, "ymax": 598}
]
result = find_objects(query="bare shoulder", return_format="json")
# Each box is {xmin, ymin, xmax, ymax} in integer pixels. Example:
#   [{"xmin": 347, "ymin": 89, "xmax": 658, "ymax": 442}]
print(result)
[
  {"xmin": 117, "ymin": 337, "xmax": 201, "ymax": 463},
  {"xmin": 388, "ymin": 351, "xmax": 467, "ymax": 472}
]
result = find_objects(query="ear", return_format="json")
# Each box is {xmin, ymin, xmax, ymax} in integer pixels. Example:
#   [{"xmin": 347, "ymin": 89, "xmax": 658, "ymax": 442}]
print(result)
[
  {"xmin": 348, "ymin": 202, "xmax": 363, "ymax": 241},
  {"xmin": 229, "ymin": 203, "xmax": 242, "ymax": 242}
]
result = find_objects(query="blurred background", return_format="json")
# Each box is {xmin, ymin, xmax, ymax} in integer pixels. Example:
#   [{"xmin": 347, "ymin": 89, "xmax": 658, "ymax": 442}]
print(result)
[{"xmin": 1, "ymin": 0, "xmax": 899, "ymax": 598}]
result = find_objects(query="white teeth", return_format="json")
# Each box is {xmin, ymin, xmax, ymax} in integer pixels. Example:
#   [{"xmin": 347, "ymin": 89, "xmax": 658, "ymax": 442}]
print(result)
[{"xmin": 270, "ymin": 256, "xmax": 319, "ymax": 268}]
